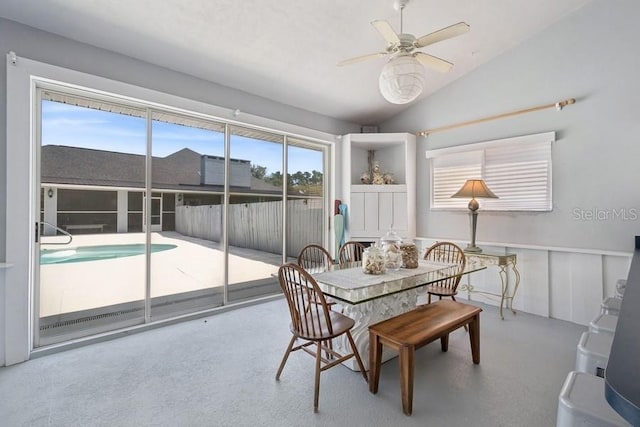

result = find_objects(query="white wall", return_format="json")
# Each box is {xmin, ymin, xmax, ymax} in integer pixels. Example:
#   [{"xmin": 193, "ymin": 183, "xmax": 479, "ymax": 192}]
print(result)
[{"xmin": 381, "ymin": 0, "xmax": 640, "ymax": 253}]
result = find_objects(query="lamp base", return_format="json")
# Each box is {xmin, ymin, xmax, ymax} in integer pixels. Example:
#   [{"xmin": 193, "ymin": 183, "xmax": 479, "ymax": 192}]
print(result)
[{"xmin": 466, "ymin": 211, "xmax": 482, "ymax": 253}]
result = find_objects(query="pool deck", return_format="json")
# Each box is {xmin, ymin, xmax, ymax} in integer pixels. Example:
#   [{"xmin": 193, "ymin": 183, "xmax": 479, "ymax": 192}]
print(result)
[{"xmin": 39, "ymin": 231, "xmax": 285, "ymax": 317}]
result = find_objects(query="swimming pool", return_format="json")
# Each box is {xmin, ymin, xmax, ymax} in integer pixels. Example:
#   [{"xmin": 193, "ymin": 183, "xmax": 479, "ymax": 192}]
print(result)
[{"xmin": 40, "ymin": 243, "xmax": 178, "ymax": 265}]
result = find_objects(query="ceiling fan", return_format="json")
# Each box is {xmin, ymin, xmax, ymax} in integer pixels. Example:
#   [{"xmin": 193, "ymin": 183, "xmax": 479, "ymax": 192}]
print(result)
[{"xmin": 338, "ymin": 0, "xmax": 470, "ymax": 104}]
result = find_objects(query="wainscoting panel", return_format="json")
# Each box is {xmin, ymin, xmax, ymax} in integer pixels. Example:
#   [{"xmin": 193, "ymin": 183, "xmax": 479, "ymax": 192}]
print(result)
[
  {"xmin": 549, "ymin": 251, "xmax": 573, "ymax": 322},
  {"xmin": 603, "ymin": 255, "xmax": 632, "ymax": 298},
  {"xmin": 416, "ymin": 237, "xmax": 631, "ymax": 326},
  {"xmin": 511, "ymin": 248, "xmax": 549, "ymax": 318},
  {"xmin": 569, "ymin": 253, "xmax": 603, "ymax": 326}
]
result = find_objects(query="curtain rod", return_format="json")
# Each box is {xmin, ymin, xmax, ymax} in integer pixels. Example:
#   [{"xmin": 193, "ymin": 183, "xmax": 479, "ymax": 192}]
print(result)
[{"xmin": 416, "ymin": 98, "xmax": 576, "ymax": 137}]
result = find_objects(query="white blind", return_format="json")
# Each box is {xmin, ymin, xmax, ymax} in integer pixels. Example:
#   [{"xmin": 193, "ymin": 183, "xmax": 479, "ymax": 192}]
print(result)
[
  {"xmin": 431, "ymin": 151, "xmax": 482, "ymax": 209},
  {"xmin": 427, "ymin": 133, "xmax": 554, "ymax": 211}
]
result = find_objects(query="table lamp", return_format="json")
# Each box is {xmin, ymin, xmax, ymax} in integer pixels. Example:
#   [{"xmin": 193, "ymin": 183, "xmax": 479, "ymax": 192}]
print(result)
[{"xmin": 451, "ymin": 179, "xmax": 498, "ymax": 253}]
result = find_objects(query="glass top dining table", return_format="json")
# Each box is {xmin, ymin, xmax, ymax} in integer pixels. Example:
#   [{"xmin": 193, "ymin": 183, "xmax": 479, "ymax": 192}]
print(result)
[{"xmin": 311, "ymin": 260, "xmax": 487, "ymax": 306}]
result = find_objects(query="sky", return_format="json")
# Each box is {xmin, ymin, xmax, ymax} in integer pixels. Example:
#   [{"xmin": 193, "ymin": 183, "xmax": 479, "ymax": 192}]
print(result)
[{"xmin": 41, "ymin": 100, "xmax": 323, "ymax": 176}]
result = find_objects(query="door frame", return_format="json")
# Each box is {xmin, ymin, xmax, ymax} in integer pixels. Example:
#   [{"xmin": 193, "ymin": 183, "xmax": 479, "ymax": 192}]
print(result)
[{"xmin": 143, "ymin": 195, "xmax": 162, "ymax": 232}]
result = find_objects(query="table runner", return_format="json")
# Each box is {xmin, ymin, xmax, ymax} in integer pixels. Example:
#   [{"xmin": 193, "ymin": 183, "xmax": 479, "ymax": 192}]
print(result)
[{"xmin": 314, "ymin": 260, "xmax": 453, "ymax": 290}]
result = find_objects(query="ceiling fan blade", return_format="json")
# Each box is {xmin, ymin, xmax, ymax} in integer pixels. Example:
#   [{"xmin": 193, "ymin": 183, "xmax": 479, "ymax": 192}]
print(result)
[
  {"xmin": 371, "ymin": 20, "xmax": 400, "ymax": 45},
  {"xmin": 337, "ymin": 52, "xmax": 387, "ymax": 67},
  {"xmin": 414, "ymin": 52, "xmax": 453, "ymax": 73},
  {"xmin": 415, "ymin": 22, "xmax": 470, "ymax": 48}
]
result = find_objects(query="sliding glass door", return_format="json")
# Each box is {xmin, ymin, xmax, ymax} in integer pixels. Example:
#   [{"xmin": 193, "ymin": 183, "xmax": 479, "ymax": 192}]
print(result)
[
  {"xmin": 149, "ymin": 111, "xmax": 226, "ymax": 320},
  {"xmin": 38, "ymin": 90, "xmax": 147, "ymax": 346},
  {"xmin": 35, "ymin": 84, "xmax": 330, "ymax": 347},
  {"xmin": 286, "ymin": 138, "xmax": 326, "ymax": 258},
  {"xmin": 227, "ymin": 126, "xmax": 284, "ymax": 303}
]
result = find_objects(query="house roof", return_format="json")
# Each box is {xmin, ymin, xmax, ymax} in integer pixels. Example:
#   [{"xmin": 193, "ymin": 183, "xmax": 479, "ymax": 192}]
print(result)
[
  {"xmin": 41, "ymin": 145, "xmax": 283, "ymax": 194},
  {"xmin": 42, "ymin": 145, "xmax": 147, "ymax": 188}
]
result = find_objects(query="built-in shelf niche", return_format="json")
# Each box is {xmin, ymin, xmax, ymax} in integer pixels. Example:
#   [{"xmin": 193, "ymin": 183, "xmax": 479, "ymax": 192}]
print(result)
[
  {"xmin": 340, "ymin": 132, "xmax": 416, "ymax": 241},
  {"xmin": 350, "ymin": 143, "xmax": 407, "ymax": 185}
]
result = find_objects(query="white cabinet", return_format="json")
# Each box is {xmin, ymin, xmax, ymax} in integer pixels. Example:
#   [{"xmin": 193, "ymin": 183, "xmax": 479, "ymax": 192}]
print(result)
[
  {"xmin": 350, "ymin": 185, "xmax": 408, "ymax": 237},
  {"xmin": 340, "ymin": 133, "xmax": 416, "ymax": 241}
]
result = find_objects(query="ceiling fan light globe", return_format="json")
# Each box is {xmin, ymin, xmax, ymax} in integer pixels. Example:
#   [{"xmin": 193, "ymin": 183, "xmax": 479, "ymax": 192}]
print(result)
[{"xmin": 378, "ymin": 55, "xmax": 425, "ymax": 104}]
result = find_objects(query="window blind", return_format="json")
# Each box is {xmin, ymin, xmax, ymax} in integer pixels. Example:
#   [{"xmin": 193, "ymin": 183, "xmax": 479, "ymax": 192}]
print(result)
[
  {"xmin": 427, "ymin": 132, "xmax": 553, "ymax": 211},
  {"xmin": 431, "ymin": 151, "xmax": 482, "ymax": 209}
]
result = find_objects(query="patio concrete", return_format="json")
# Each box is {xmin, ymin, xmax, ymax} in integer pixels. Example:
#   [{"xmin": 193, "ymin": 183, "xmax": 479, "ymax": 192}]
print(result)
[{"xmin": 39, "ymin": 231, "xmax": 283, "ymax": 317}]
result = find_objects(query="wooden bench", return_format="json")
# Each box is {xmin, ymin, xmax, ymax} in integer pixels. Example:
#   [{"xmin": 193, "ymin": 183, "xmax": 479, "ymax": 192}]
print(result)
[{"xmin": 368, "ymin": 300, "xmax": 482, "ymax": 415}]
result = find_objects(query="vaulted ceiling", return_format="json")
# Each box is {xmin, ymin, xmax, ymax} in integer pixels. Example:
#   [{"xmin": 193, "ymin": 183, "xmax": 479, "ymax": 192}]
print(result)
[{"xmin": 0, "ymin": 0, "xmax": 592, "ymax": 124}]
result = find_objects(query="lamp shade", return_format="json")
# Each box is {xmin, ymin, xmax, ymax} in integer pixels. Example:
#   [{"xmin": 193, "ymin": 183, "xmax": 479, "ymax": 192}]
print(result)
[
  {"xmin": 378, "ymin": 55, "xmax": 425, "ymax": 104},
  {"xmin": 451, "ymin": 179, "xmax": 498, "ymax": 199},
  {"xmin": 452, "ymin": 179, "xmax": 498, "ymax": 253}
]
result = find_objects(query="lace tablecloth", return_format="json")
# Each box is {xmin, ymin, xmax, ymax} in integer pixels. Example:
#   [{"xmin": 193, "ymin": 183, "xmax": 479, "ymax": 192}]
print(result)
[{"xmin": 313, "ymin": 260, "xmax": 453, "ymax": 290}]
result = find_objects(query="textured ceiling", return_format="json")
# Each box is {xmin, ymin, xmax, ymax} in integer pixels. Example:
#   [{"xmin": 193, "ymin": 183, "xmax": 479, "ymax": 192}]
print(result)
[{"xmin": 0, "ymin": 0, "xmax": 592, "ymax": 124}]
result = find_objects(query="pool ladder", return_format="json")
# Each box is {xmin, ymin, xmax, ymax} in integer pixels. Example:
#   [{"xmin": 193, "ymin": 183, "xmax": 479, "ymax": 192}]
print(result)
[{"xmin": 38, "ymin": 221, "xmax": 73, "ymax": 245}]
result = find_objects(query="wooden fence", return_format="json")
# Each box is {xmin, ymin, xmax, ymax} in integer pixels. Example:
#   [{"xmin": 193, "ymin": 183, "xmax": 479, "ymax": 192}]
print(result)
[{"xmin": 175, "ymin": 199, "xmax": 323, "ymax": 257}]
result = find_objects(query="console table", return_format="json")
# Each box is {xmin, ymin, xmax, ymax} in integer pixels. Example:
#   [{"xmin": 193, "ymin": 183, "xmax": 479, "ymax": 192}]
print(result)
[{"xmin": 459, "ymin": 251, "xmax": 520, "ymax": 320}]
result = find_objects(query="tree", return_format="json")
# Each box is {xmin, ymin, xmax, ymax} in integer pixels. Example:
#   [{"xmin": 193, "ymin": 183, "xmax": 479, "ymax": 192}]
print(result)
[
  {"xmin": 267, "ymin": 171, "xmax": 283, "ymax": 187},
  {"xmin": 258, "ymin": 168, "xmax": 323, "ymax": 192},
  {"xmin": 250, "ymin": 164, "xmax": 267, "ymax": 179},
  {"xmin": 311, "ymin": 170, "xmax": 323, "ymax": 184}
]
